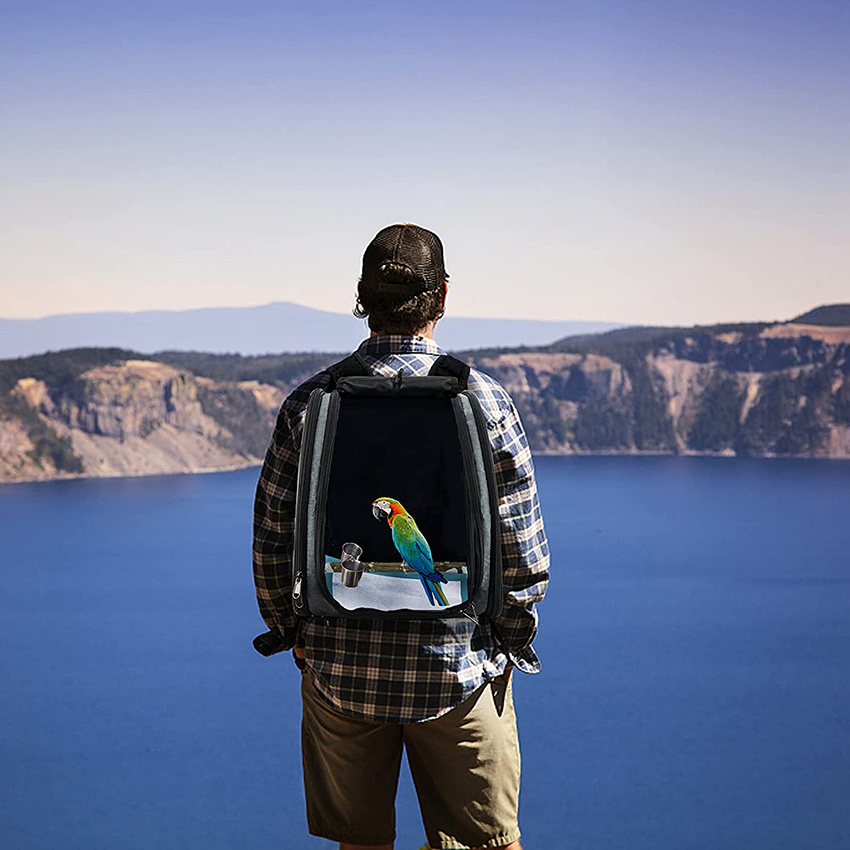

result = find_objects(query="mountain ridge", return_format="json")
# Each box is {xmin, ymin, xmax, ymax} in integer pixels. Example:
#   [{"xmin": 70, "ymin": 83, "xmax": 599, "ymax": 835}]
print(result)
[
  {"xmin": 0, "ymin": 301, "xmax": 624, "ymax": 359},
  {"xmin": 1, "ymin": 304, "xmax": 848, "ymax": 482},
  {"xmin": 790, "ymin": 304, "xmax": 850, "ymax": 326}
]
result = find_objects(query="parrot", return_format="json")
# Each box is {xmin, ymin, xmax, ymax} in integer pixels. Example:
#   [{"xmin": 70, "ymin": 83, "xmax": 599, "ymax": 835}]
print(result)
[{"xmin": 371, "ymin": 497, "xmax": 448, "ymax": 606}]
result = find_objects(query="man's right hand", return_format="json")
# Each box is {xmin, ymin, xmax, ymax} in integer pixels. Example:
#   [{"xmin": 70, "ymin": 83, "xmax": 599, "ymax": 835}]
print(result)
[{"xmin": 252, "ymin": 630, "xmax": 288, "ymax": 656}]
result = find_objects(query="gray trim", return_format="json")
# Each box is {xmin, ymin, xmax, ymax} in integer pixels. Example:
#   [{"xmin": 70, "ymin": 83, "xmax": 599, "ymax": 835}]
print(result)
[
  {"xmin": 462, "ymin": 389, "xmax": 503, "ymax": 617},
  {"xmin": 456, "ymin": 393, "xmax": 492, "ymax": 610},
  {"xmin": 306, "ymin": 393, "xmax": 331, "ymax": 596},
  {"xmin": 307, "ymin": 392, "xmax": 343, "ymax": 618}
]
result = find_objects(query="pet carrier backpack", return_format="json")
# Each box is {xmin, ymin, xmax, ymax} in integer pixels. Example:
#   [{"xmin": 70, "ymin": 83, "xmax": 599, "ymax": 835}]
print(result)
[{"xmin": 292, "ymin": 351, "xmax": 502, "ymax": 621}]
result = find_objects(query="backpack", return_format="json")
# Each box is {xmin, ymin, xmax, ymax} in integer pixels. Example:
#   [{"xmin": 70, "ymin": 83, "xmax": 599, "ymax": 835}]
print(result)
[{"xmin": 291, "ymin": 351, "xmax": 502, "ymax": 622}]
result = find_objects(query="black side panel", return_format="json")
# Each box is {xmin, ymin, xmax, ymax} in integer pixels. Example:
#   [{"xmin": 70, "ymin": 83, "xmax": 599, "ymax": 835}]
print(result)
[
  {"xmin": 452, "ymin": 395, "xmax": 483, "ymax": 602},
  {"xmin": 292, "ymin": 387, "xmax": 325, "ymax": 616},
  {"xmin": 464, "ymin": 391, "xmax": 503, "ymax": 618}
]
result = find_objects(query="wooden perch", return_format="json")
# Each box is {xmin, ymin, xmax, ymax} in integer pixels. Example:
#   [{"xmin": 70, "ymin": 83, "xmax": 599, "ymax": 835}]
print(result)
[{"xmin": 328, "ymin": 561, "xmax": 465, "ymax": 574}]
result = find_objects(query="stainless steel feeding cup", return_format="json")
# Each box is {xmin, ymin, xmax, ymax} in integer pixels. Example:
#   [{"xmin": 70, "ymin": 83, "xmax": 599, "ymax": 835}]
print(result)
[{"xmin": 340, "ymin": 542, "xmax": 365, "ymax": 587}]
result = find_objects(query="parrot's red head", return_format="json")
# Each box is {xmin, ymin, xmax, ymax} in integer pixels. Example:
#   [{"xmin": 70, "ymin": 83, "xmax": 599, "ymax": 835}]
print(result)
[{"xmin": 372, "ymin": 497, "xmax": 406, "ymax": 524}]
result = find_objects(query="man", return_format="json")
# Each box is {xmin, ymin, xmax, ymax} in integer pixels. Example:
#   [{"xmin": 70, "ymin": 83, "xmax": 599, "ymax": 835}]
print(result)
[{"xmin": 253, "ymin": 223, "xmax": 550, "ymax": 850}]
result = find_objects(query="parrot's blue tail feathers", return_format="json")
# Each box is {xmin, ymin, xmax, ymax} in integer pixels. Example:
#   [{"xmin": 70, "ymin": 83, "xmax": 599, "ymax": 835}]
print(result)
[
  {"xmin": 432, "ymin": 581, "xmax": 449, "ymax": 606},
  {"xmin": 421, "ymin": 568, "xmax": 447, "ymax": 584},
  {"xmin": 419, "ymin": 574, "xmax": 436, "ymax": 606}
]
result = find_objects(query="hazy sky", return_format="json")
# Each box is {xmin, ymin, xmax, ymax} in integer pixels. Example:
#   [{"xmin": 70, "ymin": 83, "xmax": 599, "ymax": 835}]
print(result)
[{"xmin": 2, "ymin": 0, "xmax": 848, "ymax": 325}]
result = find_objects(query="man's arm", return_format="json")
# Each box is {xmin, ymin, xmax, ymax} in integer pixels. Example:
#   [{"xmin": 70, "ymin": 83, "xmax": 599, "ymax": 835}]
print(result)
[
  {"xmin": 491, "ymin": 399, "xmax": 550, "ymax": 671},
  {"xmin": 252, "ymin": 402, "xmax": 303, "ymax": 651}
]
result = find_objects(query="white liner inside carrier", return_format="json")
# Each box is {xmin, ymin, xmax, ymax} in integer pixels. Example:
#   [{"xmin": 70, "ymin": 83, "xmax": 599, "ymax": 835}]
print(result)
[{"xmin": 324, "ymin": 557, "xmax": 469, "ymax": 611}]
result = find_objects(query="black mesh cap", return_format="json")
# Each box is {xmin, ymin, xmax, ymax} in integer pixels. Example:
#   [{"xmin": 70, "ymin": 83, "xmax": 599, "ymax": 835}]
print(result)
[{"xmin": 361, "ymin": 224, "xmax": 447, "ymax": 295}]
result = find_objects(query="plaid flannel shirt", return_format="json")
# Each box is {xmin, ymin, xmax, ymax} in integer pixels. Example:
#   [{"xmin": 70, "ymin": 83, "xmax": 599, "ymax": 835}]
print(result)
[{"xmin": 253, "ymin": 334, "xmax": 550, "ymax": 722}]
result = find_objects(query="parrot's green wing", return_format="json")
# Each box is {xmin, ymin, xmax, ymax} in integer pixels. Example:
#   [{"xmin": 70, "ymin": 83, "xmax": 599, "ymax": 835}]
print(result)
[
  {"xmin": 392, "ymin": 515, "xmax": 433, "ymax": 567},
  {"xmin": 413, "ymin": 526, "xmax": 433, "ymax": 563}
]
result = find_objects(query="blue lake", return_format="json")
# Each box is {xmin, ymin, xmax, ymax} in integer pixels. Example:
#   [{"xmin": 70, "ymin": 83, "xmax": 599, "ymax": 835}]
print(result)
[{"xmin": 1, "ymin": 456, "xmax": 849, "ymax": 849}]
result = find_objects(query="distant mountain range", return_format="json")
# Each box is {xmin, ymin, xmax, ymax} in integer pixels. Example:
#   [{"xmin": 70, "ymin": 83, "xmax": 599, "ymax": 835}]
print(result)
[
  {"xmin": 1, "ymin": 304, "xmax": 848, "ymax": 482},
  {"xmin": 0, "ymin": 301, "xmax": 625, "ymax": 359}
]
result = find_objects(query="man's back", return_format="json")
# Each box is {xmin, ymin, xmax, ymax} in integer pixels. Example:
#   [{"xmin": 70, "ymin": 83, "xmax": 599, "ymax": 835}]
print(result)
[{"xmin": 253, "ymin": 333, "xmax": 550, "ymax": 722}]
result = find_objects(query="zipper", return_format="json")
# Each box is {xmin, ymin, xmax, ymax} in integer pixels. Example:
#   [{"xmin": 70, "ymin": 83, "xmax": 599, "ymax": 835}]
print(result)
[
  {"xmin": 292, "ymin": 387, "xmax": 324, "ymax": 617},
  {"xmin": 314, "ymin": 390, "xmax": 341, "ymax": 598},
  {"xmin": 453, "ymin": 395, "xmax": 485, "ymax": 607},
  {"xmin": 312, "ymin": 390, "xmax": 478, "ymax": 621}
]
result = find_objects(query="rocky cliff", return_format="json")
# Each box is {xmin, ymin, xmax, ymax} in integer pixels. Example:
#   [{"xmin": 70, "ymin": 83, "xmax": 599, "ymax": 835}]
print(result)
[
  {"xmin": 0, "ymin": 355, "xmax": 284, "ymax": 482},
  {"xmin": 1, "ymin": 309, "xmax": 848, "ymax": 483},
  {"xmin": 463, "ymin": 320, "xmax": 850, "ymax": 459}
]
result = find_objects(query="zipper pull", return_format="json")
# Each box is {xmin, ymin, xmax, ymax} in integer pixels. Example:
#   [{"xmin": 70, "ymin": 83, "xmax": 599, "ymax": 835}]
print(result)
[
  {"xmin": 292, "ymin": 572, "xmax": 303, "ymax": 611},
  {"xmin": 392, "ymin": 367, "xmax": 403, "ymax": 396}
]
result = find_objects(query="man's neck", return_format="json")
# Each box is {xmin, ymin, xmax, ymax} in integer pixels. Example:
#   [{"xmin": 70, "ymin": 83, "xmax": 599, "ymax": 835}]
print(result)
[{"xmin": 370, "ymin": 324, "xmax": 435, "ymax": 340}]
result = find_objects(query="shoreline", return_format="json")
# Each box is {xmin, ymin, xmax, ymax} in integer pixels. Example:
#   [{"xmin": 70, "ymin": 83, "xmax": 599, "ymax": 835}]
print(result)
[
  {"xmin": 2, "ymin": 449, "xmax": 849, "ymax": 487},
  {"xmin": 0, "ymin": 459, "xmax": 263, "ymax": 487}
]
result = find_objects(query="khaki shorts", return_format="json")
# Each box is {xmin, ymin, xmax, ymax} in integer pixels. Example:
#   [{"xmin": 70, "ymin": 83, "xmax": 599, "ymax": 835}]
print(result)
[{"xmin": 301, "ymin": 672, "xmax": 521, "ymax": 849}]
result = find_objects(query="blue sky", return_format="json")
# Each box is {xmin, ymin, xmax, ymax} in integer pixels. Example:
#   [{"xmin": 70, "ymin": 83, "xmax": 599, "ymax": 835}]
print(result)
[{"xmin": 2, "ymin": 0, "xmax": 848, "ymax": 325}]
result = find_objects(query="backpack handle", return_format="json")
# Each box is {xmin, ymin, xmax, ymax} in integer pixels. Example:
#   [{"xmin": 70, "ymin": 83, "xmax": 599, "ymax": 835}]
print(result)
[{"xmin": 325, "ymin": 351, "xmax": 470, "ymax": 392}]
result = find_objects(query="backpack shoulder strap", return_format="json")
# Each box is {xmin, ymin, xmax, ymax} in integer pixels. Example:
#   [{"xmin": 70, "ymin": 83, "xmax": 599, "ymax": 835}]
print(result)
[
  {"xmin": 427, "ymin": 354, "xmax": 470, "ymax": 391},
  {"xmin": 325, "ymin": 351, "xmax": 372, "ymax": 389}
]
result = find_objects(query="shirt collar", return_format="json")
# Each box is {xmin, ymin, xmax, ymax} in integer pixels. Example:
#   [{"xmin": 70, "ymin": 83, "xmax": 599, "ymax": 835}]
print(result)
[{"xmin": 356, "ymin": 334, "xmax": 445, "ymax": 356}]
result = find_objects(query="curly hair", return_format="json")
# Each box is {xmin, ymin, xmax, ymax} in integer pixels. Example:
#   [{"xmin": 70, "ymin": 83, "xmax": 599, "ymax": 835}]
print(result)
[{"xmin": 353, "ymin": 261, "xmax": 446, "ymax": 334}]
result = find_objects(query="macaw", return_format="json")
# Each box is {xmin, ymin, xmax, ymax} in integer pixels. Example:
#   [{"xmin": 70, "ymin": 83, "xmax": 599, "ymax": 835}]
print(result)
[{"xmin": 371, "ymin": 497, "xmax": 449, "ymax": 606}]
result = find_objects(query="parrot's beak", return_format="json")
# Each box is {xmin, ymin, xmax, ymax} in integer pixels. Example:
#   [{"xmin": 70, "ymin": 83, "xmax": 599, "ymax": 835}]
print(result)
[{"xmin": 372, "ymin": 503, "xmax": 391, "ymax": 521}]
